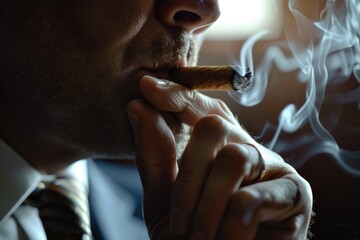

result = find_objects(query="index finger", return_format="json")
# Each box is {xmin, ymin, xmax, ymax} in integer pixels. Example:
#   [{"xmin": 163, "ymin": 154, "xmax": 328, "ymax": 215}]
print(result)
[
  {"xmin": 127, "ymin": 99, "xmax": 178, "ymax": 230},
  {"xmin": 139, "ymin": 75, "xmax": 239, "ymax": 126}
]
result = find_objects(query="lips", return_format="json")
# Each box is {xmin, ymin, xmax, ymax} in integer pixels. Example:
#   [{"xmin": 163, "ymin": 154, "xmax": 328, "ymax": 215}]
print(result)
[
  {"xmin": 135, "ymin": 68, "xmax": 170, "ymax": 81},
  {"xmin": 139, "ymin": 60, "xmax": 187, "ymax": 80}
]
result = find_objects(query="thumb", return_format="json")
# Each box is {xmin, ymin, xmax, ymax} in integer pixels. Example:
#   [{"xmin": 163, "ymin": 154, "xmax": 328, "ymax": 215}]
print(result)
[{"xmin": 127, "ymin": 99, "xmax": 178, "ymax": 228}]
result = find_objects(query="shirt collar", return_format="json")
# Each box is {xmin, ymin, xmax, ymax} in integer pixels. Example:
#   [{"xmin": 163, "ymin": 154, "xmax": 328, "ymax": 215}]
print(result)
[{"xmin": 0, "ymin": 139, "xmax": 42, "ymax": 226}]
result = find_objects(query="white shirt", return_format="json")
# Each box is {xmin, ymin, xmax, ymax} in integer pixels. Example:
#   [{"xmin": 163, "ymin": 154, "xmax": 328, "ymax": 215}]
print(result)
[
  {"xmin": 0, "ymin": 139, "xmax": 88, "ymax": 239},
  {"xmin": 0, "ymin": 139, "xmax": 42, "ymax": 225}
]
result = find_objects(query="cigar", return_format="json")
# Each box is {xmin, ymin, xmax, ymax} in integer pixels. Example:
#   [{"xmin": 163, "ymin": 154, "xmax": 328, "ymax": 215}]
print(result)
[{"xmin": 170, "ymin": 66, "xmax": 253, "ymax": 92}]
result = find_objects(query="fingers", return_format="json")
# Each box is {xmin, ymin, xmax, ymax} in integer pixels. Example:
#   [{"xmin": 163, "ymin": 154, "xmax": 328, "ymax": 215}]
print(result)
[
  {"xmin": 131, "ymin": 75, "xmax": 313, "ymax": 239},
  {"xmin": 218, "ymin": 176, "xmax": 312, "ymax": 240},
  {"xmin": 169, "ymin": 115, "xmax": 230, "ymax": 235},
  {"xmin": 169, "ymin": 115, "xmax": 264, "ymax": 237},
  {"xmin": 139, "ymin": 75, "xmax": 239, "ymax": 126},
  {"xmin": 190, "ymin": 143, "xmax": 266, "ymax": 239},
  {"xmin": 126, "ymin": 99, "xmax": 177, "ymax": 230}
]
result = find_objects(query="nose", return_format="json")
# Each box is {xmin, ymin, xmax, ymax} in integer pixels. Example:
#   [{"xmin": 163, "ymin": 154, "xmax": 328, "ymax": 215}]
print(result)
[{"xmin": 157, "ymin": 0, "xmax": 220, "ymax": 33}]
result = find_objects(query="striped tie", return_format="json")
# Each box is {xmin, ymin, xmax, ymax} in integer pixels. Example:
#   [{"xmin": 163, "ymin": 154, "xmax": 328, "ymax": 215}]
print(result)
[{"xmin": 33, "ymin": 176, "xmax": 92, "ymax": 240}]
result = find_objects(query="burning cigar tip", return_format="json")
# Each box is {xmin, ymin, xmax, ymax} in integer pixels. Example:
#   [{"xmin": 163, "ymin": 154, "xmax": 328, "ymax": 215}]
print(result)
[
  {"xmin": 232, "ymin": 67, "xmax": 253, "ymax": 92},
  {"xmin": 170, "ymin": 66, "xmax": 253, "ymax": 92}
]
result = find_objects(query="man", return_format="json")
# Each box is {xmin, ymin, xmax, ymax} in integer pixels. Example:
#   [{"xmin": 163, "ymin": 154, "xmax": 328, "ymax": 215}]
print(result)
[{"xmin": 0, "ymin": 0, "xmax": 312, "ymax": 239}]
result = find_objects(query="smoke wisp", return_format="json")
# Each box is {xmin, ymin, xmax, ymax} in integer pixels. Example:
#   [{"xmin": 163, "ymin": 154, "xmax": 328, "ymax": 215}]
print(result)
[{"xmin": 230, "ymin": 0, "xmax": 360, "ymax": 175}]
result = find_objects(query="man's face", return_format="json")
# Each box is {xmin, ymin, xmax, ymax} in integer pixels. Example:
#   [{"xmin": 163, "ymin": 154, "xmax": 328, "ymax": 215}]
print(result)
[{"xmin": 0, "ymin": 0, "xmax": 219, "ymax": 160}]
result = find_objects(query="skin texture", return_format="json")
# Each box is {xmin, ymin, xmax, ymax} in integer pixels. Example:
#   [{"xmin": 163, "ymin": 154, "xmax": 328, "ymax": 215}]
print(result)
[
  {"xmin": 0, "ymin": 0, "xmax": 208, "ymax": 171},
  {"xmin": 0, "ymin": 0, "xmax": 313, "ymax": 239},
  {"xmin": 127, "ymin": 76, "xmax": 312, "ymax": 239}
]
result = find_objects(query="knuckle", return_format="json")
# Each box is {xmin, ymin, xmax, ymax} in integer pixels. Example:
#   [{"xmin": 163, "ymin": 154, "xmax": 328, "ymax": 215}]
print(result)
[
  {"xmin": 215, "ymin": 98, "xmax": 239, "ymax": 123},
  {"xmin": 185, "ymin": 88, "xmax": 198, "ymax": 103},
  {"xmin": 299, "ymin": 175, "xmax": 313, "ymax": 202},
  {"xmin": 215, "ymin": 98, "xmax": 233, "ymax": 115},
  {"xmin": 229, "ymin": 189, "xmax": 260, "ymax": 215},
  {"xmin": 215, "ymin": 144, "xmax": 247, "ymax": 170},
  {"xmin": 193, "ymin": 115, "xmax": 228, "ymax": 138},
  {"xmin": 291, "ymin": 174, "xmax": 313, "ymax": 215},
  {"xmin": 277, "ymin": 215, "xmax": 306, "ymax": 240},
  {"xmin": 290, "ymin": 215, "xmax": 306, "ymax": 237},
  {"xmin": 215, "ymin": 98, "xmax": 228, "ymax": 110}
]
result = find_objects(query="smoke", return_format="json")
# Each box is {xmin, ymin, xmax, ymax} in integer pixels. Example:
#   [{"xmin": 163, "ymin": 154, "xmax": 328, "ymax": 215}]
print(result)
[{"xmin": 230, "ymin": 0, "xmax": 360, "ymax": 175}]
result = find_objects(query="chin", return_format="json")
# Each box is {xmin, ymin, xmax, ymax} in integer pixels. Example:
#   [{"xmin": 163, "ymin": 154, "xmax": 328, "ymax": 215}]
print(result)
[
  {"xmin": 72, "ymin": 135, "xmax": 137, "ymax": 161},
  {"xmin": 90, "ymin": 128, "xmax": 136, "ymax": 160},
  {"xmin": 52, "ymin": 112, "xmax": 136, "ymax": 161},
  {"xmin": 82, "ymin": 123, "xmax": 190, "ymax": 162}
]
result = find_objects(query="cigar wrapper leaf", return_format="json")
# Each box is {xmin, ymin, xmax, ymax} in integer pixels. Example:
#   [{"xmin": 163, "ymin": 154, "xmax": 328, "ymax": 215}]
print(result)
[{"xmin": 170, "ymin": 66, "xmax": 253, "ymax": 92}]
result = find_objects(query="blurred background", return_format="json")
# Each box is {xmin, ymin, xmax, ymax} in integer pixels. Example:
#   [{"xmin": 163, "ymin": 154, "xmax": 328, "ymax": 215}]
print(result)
[{"xmin": 198, "ymin": 0, "xmax": 360, "ymax": 238}]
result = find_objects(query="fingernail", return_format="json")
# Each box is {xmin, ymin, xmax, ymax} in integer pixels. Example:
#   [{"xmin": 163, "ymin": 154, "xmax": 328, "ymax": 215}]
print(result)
[
  {"xmin": 144, "ymin": 75, "xmax": 168, "ymax": 87},
  {"xmin": 170, "ymin": 208, "xmax": 188, "ymax": 234},
  {"xmin": 190, "ymin": 231, "xmax": 206, "ymax": 240}
]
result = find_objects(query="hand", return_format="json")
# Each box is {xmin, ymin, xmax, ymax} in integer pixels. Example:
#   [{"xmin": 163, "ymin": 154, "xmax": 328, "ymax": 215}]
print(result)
[{"xmin": 127, "ymin": 75, "xmax": 313, "ymax": 240}]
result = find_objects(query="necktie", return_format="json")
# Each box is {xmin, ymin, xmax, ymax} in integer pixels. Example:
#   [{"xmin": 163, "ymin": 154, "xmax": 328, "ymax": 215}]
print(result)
[{"xmin": 29, "ymin": 176, "xmax": 92, "ymax": 240}]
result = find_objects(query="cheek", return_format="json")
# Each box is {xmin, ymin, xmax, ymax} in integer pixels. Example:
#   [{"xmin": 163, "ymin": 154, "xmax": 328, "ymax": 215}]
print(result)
[
  {"xmin": 46, "ymin": 0, "xmax": 151, "ymax": 51},
  {"xmin": 2, "ymin": 1, "xmax": 153, "ymax": 116},
  {"xmin": 32, "ymin": 0, "xmax": 153, "ymax": 81}
]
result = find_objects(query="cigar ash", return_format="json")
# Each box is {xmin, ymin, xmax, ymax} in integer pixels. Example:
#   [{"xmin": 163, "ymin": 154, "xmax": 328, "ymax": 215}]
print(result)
[{"xmin": 232, "ymin": 67, "xmax": 253, "ymax": 92}]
